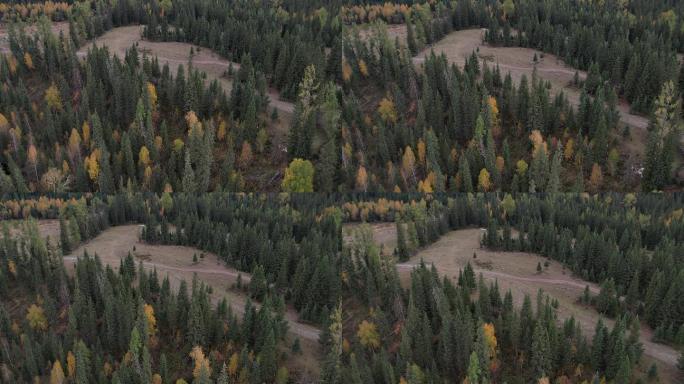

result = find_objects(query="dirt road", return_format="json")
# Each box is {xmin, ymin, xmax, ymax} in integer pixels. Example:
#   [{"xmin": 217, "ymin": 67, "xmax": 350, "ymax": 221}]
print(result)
[
  {"xmin": 395, "ymin": 227, "xmax": 680, "ymax": 380},
  {"xmin": 412, "ymin": 28, "xmax": 649, "ymax": 157},
  {"xmin": 61, "ymin": 225, "xmax": 320, "ymax": 343},
  {"xmin": 76, "ymin": 25, "xmax": 294, "ymax": 115},
  {"xmin": 397, "ymin": 263, "xmax": 600, "ymax": 294}
]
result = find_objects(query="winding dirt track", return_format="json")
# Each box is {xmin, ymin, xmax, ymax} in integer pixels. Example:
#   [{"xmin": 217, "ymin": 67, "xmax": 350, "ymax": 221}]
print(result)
[
  {"xmin": 393, "ymin": 227, "xmax": 680, "ymax": 380},
  {"xmin": 412, "ymin": 28, "xmax": 649, "ymax": 146},
  {"xmin": 61, "ymin": 225, "xmax": 320, "ymax": 342},
  {"xmin": 76, "ymin": 25, "xmax": 294, "ymax": 114},
  {"xmin": 345, "ymin": 223, "xmax": 680, "ymax": 381},
  {"xmin": 397, "ymin": 263, "xmax": 600, "ymax": 294}
]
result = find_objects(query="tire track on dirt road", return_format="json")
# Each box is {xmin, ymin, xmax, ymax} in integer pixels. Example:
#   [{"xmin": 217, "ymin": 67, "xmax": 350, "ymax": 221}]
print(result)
[{"xmin": 397, "ymin": 262, "xmax": 601, "ymax": 294}]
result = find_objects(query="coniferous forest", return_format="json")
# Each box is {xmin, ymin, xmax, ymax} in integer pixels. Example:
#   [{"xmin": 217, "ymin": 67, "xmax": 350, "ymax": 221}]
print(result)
[{"xmin": 0, "ymin": 0, "xmax": 684, "ymax": 383}]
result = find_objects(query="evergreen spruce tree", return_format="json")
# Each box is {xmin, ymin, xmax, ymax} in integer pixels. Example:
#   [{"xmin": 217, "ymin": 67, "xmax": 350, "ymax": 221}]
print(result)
[{"xmin": 530, "ymin": 323, "xmax": 551, "ymax": 379}]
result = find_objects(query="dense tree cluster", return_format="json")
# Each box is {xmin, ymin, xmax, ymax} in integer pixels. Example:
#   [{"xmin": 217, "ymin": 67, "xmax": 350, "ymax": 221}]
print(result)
[
  {"xmin": 331, "ymin": 27, "xmax": 622, "ymax": 193},
  {"xmin": 142, "ymin": 0, "xmax": 342, "ymax": 100},
  {"xmin": 0, "ymin": 18, "xmax": 272, "ymax": 194},
  {"xmin": 483, "ymin": 0, "xmax": 683, "ymax": 114},
  {"xmin": 1, "ymin": 192, "xmax": 682, "ymax": 382},
  {"xmin": 140, "ymin": 193, "xmax": 344, "ymax": 324},
  {"xmin": 350, "ymin": 193, "xmax": 684, "ymax": 348},
  {"xmin": 2, "ymin": 0, "xmax": 683, "ymax": 192},
  {"xmin": 1, "ymin": 216, "xmax": 291, "ymax": 383},
  {"xmin": 0, "ymin": 1, "xmax": 71, "ymax": 22},
  {"xmin": 327, "ymin": 224, "xmax": 642, "ymax": 383},
  {"xmin": 481, "ymin": 193, "xmax": 684, "ymax": 345}
]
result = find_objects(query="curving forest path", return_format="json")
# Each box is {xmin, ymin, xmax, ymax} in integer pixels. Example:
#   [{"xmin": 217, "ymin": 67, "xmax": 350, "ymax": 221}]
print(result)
[
  {"xmin": 345, "ymin": 223, "xmax": 681, "ymax": 382},
  {"xmin": 59, "ymin": 224, "xmax": 321, "ymax": 378},
  {"xmin": 412, "ymin": 28, "xmax": 648, "ymax": 132},
  {"xmin": 75, "ymin": 25, "xmax": 294, "ymax": 115},
  {"xmin": 410, "ymin": 28, "xmax": 650, "ymax": 168},
  {"xmin": 61, "ymin": 225, "xmax": 320, "ymax": 342}
]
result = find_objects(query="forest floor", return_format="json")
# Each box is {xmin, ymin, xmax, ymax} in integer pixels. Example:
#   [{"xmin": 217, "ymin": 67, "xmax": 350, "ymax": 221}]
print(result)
[
  {"xmin": 346, "ymin": 222, "xmax": 681, "ymax": 383},
  {"xmin": 45, "ymin": 223, "xmax": 321, "ymax": 380},
  {"xmin": 411, "ymin": 28, "xmax": 649, "ymax": 162},
  {"xmin": 75, "ymin": 25, "xmax": 294, "ymax": 171}
]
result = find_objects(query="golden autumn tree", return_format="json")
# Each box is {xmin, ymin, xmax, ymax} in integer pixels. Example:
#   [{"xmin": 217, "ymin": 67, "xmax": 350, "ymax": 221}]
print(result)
[
  {"xmin": 342, "ymin": 60, "xmax": 353, "ymax": 82},
  {"xmin": 144, "ymin": 304, "xmax": 157, "ymax": 337},
  {"xmin": 44, "ymin": 83, "xmax": 62, "ymax": 110},
  {"xmin": 478, "ymin": 168, "xmax": 492, "ymax": 192},
  {"xmin": 418, "ymin": 177, "xmax": 433, "ymax": 193},
  {"xmin": 378, "ymin": 97, "xmax": 397, "ymax": 123},
  {"xmin": 185, "ymin": 110, "xmax": 201, "ymax": 132},
  {"xmin": 147, "ymin": 82, "xmax": 158, "ymax": 110},
  {"xmin": 50, "ymin": 361, "xmax": 65, "ymax": 384},
  {"xmin": 227, "ymin": 352, "xmax": 239, "ymax": 377},
  {"xmin": 355, "ymin": 165, "xmax": 368, "ymax": 192},
  {"xmin": 358, "ymin": 59, "xmax": 369, "ymax": 77},
  {"xmin": 564, "ymin": 138, "xmax": 575, "ymax": 161},
  {"xmin": 357, "ymin": 320, "xmax": 380, "ymax": 349},
  {"xmin": 66, "ymin": 351, "xmax": 76, "ymax": 378},
  {"xmin": 487, "ymin": 96, "xmax": 501, "ymax": 138},
  {"xmin": 217, "ymin": 120, "xmax": 227, "ymax": 141},
  {"xmin": 68, "ymin": 128, "xmax": 82, "ymax": 162},
  {"xmin": 189, "ymin": 346, "xmax": 211, "ymax": 378},
  {"xmin": 26, "ymin": 304, "xmax": 48, "ymax": 331},
  {"xmin": 529, "ymin": 130, "xmax": 547, "ymax": 157},
  {"xmin": 7, "ymin": 55, "xmax": 17, "ymax": 74},
  {"xmin": 85, "ymin": 151, "xmax": 100, "ymax": 182},
  {"xmin": 401, "ymin": 146, "xmax": 417, "ymax": 184},
  {"xmin": 23, "ymin": 52, "xmax": 33, "ymax": 70},
  {"xmin": 482, "ymin": 323, "xmax": 498, "ymax": 361},
  {"xmin": 139, "ymin": 146, "xmax": 151, "ymax": 167},
  {"xmin": 0, "ymin": 113, "xmax": 9, "ymax": 133},
  {"xmin": 589, "ymin": 163, "xmax": 603, "ymax": 192}
]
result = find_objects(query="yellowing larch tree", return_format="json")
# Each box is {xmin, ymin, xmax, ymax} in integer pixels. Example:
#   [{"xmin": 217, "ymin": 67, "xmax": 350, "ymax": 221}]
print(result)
[
  {"xmin": 356, "ymin": 165, "xmax": 368, "ymax": 192},
  {"xmin": 357, "ymin": 320, "xmax": 380, "ymax": 349},
  {"xmin": 478, "ymin": 168, "xmax": 492, "ymax": 191},
  {"xmin": 378, "ymin": 97, "xmax": 397, "ymax": 123},
  {"xmin": 45, "ymin": 83, "xmax": 63, "ymax": 110},
  {"xmin": 190, "ymin": 346, "xmax": 211, "ymax": 378},
  {"xmin": 50, "ymin": 361, "xmax": 65, "ymax": 384},
  {"xmin": 26, "ymin": 304, "xmax": 48, "ymax": 331},
  {"xmin": 282, "ymin": 158, "xmax": 315, "ymax": 192}
]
